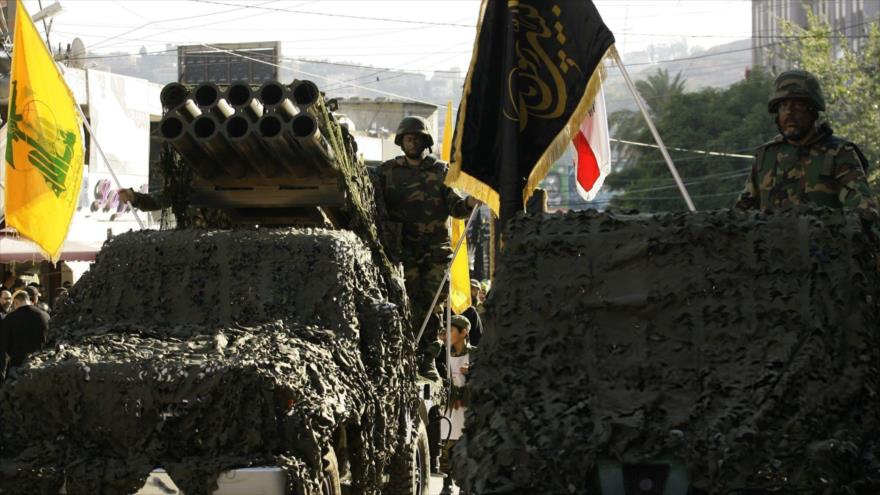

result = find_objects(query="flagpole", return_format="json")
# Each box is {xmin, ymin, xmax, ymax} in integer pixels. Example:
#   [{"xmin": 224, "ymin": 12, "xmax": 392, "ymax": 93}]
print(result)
[
  {"xmin": 445, "ymin": 283, "xmax": 452, "ymax": 383},
  {"xmin": 51, "ymin": 62, "xmax": 146, "ymax": 230},
  {"xmin": 612, "ymin": 50, "xmax": 696, "ymax": 212},
  {"xmin": 415, "ymin": 206, "xmax": 480, "ymax": 345},
  {"xmin": 73, "ymin": 106, "xmax": 145, "ymax": 229}
]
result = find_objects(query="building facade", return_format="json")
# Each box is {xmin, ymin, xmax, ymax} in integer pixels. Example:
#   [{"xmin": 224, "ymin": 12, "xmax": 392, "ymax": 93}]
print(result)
[{"xmin": 752, "ymin": 0, "xmax": 880, "ymax": 70}]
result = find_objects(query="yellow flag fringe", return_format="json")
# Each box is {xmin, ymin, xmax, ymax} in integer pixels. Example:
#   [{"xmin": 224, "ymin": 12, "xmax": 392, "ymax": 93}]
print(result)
[
  {"xmin": 446, "ymin": 4, "xmax": 615, "ymax": 217},
  {"xmin": 523, "ymin": 45, "xmax": 615, "ymax": 206},
  {"xmin": 445, "ymin": 0, "xmax": 494, "ymax": 213}
]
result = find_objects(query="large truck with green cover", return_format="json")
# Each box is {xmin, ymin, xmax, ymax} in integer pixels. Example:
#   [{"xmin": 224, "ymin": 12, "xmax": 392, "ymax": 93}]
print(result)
[
  {"xmin": 0, "ymin": 80, "xmax": 434, "ymax": 495},
  {"xmin": 452, "ymin": 207, "xmax": 880, "ymax": 494}
]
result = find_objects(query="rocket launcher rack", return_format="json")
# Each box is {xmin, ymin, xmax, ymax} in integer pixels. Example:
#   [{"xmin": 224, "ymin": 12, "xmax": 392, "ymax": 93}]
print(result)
[{"xmin": 158, "ymin": 79, "xmax": 352, "ymax": 226}]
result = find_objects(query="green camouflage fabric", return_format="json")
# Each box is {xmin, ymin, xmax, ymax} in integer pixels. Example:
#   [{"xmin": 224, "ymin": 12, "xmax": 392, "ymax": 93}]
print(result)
[
  {"xmin": 404, "ymin": 255, "xmax": 448, "ymax": 328},
  {"xmin": 735, "ymin": 123, "xmax": 878, "ymax": 214},
  {"xmin": 768, "ymin": 69, "xmax": 826, "ymax": 113},
  {"xmin": 374, "ymin": 155, "xmax": 471, "ymax": 256},
  {"xmin": 373, "ymin": 154, "xmax": 472, "ymax": 325},
  {"xmin": 130, "ymin": 190, "xmax": 233, "ymax": 229}
]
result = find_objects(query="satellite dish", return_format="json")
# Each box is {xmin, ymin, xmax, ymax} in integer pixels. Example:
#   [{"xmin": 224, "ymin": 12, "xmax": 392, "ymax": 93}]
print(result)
[{"xmin": 69, "ymin": 37, "xmax": 85, "ymax": 69}]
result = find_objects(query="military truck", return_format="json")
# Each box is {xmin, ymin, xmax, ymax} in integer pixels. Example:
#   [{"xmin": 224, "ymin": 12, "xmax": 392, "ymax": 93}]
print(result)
[
  {"xmin": 0, "ymin": 80, "xmax": 433, "ymax": 495},
  {"xmin": 453, "ymin": 208, "xmax": 880, "ymax": 494}
]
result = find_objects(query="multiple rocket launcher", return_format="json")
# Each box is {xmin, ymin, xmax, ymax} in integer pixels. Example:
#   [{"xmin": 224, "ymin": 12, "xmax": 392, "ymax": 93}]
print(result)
[{"xmin": 158, "ymin": 79, "xmax": 338, "ymax": 181}]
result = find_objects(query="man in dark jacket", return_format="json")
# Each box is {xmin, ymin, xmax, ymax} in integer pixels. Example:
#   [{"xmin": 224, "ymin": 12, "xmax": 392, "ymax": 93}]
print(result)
[
  {"xmin": 0, "ymin": 289, "xmax": 12, "ymax": 319},
  {"xmin": 0, "ymin": 290, "xmax": 50, "ymax": 380}
]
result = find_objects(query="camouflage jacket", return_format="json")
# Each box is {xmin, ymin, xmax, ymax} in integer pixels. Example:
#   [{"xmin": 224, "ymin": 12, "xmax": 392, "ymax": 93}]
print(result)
[
  {"xmin": 373, "ymin": 155, "xmax": 471, "ymax": 260},
  {"xmin": 735, "ymin": 123, "xmax": 877, "ymax": 213}
]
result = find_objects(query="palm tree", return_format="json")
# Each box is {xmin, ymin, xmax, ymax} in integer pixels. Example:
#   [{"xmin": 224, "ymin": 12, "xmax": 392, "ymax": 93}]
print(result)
[
  {"xmin": 609, "ymin": 69, "xmax": 687, "ymax": 167},
  {"xmin": 634, "ymin": 69, "xmax": 687, "ymax": 116}
]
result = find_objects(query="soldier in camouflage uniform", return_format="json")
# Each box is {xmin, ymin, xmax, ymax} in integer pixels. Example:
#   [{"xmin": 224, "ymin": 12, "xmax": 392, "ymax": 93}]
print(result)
[
  {"xmin": 735, "ymin": 70, "xmax": 877, "ymax": 214},
  {"xmin": 372, "ymin": 116, "xmax": 477, "ymax": 378}
]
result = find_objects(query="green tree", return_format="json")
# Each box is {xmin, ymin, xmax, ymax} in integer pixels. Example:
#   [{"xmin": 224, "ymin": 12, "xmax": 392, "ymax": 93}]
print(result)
[
  {"xmin": 778, "ymin": 12, "xmax": 880, "ymax": 187},
  {"xmin": 608, "ymin": 69, "xmax": 687, "ymax": 168},
  {"xmin": 636, "ymin": 68, "xmax": 687, "ymax": 114},
  {"xmin": 605, "ymin": 69, "xmax": 776, "ymax": 211}
]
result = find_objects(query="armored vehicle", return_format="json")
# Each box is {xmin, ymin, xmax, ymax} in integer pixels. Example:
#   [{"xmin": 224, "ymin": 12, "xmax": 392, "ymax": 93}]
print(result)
[
  {"xmin": 454, "ymin": 208, "xmax": 880, "ymax": 494},
  {"xmin": 0, "ymin": 80, "xmax": 433, "ymax": 495}
]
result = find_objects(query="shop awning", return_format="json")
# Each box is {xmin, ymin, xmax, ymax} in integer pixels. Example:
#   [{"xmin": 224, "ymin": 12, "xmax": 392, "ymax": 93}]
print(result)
[{"xmin": 0, "ymin": 232, "xmax": 101, "ymax": 262}]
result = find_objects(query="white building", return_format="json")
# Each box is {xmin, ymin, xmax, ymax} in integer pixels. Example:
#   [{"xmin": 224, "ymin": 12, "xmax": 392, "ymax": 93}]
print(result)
[{"xmin": 752, "ymin": 0, "xmax": 880, "ymax": 70}]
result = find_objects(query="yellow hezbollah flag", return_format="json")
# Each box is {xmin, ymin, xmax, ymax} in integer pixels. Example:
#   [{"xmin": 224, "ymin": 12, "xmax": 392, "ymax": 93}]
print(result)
[
  {"xmin": 4, "ymin": 0, "xmax": 84, "ymax": 262},
  {"xmin": 444, "ymin": 102, "xmax": 471, "ymax": 315}
]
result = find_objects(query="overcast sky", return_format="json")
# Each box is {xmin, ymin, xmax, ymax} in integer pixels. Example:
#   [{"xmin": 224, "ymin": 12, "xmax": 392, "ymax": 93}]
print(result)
[{"xmin": 25, "ymin": 0, "xmax": 752, "ymax": 73}]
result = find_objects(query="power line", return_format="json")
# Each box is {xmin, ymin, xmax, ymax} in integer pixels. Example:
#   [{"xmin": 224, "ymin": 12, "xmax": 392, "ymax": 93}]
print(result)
[
  {"xmin": 88, "ymin": 0, "xmax": 280, "ymax": 50},
  {"xmin": 69, "ymin": 18, "xmax": 878, "ymax": 77},
  {"xmin": 197, "ymin": 42, "xmax": 451, "ymax": 108},
  {"xmin": 323, "ymin": 41, "xmax": 471, "ymax": 92},
  {"xmin": 608, "ymin": 171, "xmax": 749, "ymax": 195},
  {"xmin": 612, "ymin": 138, "xmax": 753, "ymax": 158},
  {"xmin": 620, "ymin": 18, "xmax": 878, "ymax": 67},
  {"xmin": 188, "ymin": 0, "xmax": 476, "ymax": 28}
]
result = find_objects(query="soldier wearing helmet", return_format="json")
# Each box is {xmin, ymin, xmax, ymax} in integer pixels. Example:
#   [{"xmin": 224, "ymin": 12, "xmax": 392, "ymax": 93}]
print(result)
[
  {"xmin": 735, "ymin": 70, "xmax": 877, "ymax": 213},
  {"xmin": 373, "ymin": 116, "xmax": 478, "ymax": 379}
]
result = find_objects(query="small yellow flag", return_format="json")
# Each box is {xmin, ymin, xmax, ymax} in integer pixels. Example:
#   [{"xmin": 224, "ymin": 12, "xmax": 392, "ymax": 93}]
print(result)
[
  {"xmin": 444, "ymin": 102, "xmax": 472, "ymax": 315},
  {"xmin": 4, "ymin": 0, "xmax": 84, "ymax": 263}
]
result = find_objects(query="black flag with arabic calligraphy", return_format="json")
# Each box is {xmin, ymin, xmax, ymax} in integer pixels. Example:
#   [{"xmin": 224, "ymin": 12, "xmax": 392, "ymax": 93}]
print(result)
[{"xmin": 447, "ymin": 0, "xmax": 615, "ymax": 216}]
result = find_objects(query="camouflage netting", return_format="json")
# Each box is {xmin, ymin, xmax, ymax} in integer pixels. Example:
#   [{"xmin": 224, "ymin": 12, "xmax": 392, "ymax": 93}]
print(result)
[
  {"xmin": 310, "ymin": 92, "xmax": 409, "ymax": 321},
  {"xmin": 454, "ymin": 207, "xmax": 880, "ymax": 494},
  {"xmin": 160, "ymin": 82, "xmax": 407, "ymax": 323},
  {"xmin": 0, "ymin": 228, "xmax": 414, "ymax": 495}
]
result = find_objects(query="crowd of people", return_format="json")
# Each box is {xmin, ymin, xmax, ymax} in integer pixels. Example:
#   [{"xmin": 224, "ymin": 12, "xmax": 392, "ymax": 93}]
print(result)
[{"xmin": 0, "ymin": 271, "xmax": 60, "ymax": 381}]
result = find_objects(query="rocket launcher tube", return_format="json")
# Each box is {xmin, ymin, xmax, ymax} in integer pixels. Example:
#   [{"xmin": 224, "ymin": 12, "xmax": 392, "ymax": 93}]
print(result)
[
  {"xmin": 259, "ymin": 81, "xmax": 299, "ymax": 120},
  {"xmin": 191, "ymin": 115, "xmax": 247, "ymax": 178},
  {"xmin": 194, "ymin": 83, "xmax": 234, "ymax": 120},
  {"xmin": 160, "ymin": 82, "xmax": 189, "ymax": 110},
  {"xmin": 291, "ymin": 113, "xmax": 336, "ymax": 173},
  {"xmin": 226, "ymin": 82, "xmax": 264, "ymax": 122},
  {"xmin": 159, "ymin": 115, "xmax": 217, "ymax": 178},
  {"xmin": 257, "ymin": 114, "xmax": 309, "ymax": 178},
  {"xmin": 222, "ymin": 115, "xmax": 279, "ymax": 179},
  {"xmin": 194, "ymin": 82, "xmax": 222, "ymax": 107},
  {"xmin": 290, "ymin": 80, "xmax": 320, "ymax": 108}
]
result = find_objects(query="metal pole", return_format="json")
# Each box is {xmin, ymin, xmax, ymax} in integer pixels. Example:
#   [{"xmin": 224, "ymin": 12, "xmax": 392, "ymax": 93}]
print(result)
[
  {"xmin": 51, "ymin": 63, "xmax": 146, "ymax": 230},
  {"xmin": 75, "ymin": 103, "xmax": 146, "ymax": 229},
  {"xmin": 445, "ymin": 285, "xmax": 452, "ymax": 383},
  {"xmin": 415, "ymin": 206, "xmax": 480, "ymax": 344},
  {"xmin": 612, "ymin": 50, "xmax": 696, "ymax": 212},
  {"xmin": 36, "ymin": 0, "xmax": 49, "ymax": 49}
]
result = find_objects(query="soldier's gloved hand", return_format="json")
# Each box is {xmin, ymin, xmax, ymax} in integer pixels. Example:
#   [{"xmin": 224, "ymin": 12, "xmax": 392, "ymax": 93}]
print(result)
[{"xmin": 117, "ymin": 188, "xmax": 135, "ymax": 204}]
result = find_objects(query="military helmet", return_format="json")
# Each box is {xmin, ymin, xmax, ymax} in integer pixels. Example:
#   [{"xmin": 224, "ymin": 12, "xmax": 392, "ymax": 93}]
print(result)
[
  {"xmin": 394, "ymin": 116, "xmax": 434, "ymax": 147},
  {"xmin": 450, "ymin": 314, "xmax": 471, "ymax": 331},
  {"xmin": 768, "ymin": 69, "xmax": 825, "ymax": 113}
]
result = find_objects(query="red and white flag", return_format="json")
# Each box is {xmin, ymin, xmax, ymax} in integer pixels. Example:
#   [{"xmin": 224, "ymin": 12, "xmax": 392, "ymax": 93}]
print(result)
[{"xmin": 571, "ymin": 87, "xmax": 611, "ymax": 201}]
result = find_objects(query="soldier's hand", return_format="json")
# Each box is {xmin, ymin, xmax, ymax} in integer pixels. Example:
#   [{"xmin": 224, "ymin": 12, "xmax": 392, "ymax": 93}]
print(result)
[{"xmin": 117, "ymin": 188, "xmax": 135, "ymax": 204}]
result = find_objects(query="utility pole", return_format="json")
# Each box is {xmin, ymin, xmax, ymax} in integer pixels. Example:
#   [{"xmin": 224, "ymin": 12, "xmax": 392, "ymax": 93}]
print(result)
[{"xmin": 3, "ymin": 0, "xmax": 15, "ymax": 43}]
